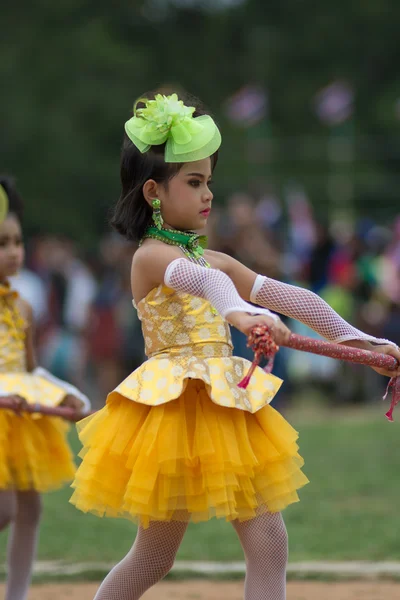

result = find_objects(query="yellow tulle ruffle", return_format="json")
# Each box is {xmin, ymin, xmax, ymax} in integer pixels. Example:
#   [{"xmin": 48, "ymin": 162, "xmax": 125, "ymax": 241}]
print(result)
[
  {"xmin": 70, "ymin": 380, "xmax": 309, "ymax": 528},
  {"xmin": 0, "ymin": 409, "xmax": 76, "ymax": 492}
]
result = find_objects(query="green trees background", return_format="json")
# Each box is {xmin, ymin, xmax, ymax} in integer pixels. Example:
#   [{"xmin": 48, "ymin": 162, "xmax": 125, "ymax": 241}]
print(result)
[{"xmin": 1, "ymin": 0, "xmax": 399, "ymax": 243}]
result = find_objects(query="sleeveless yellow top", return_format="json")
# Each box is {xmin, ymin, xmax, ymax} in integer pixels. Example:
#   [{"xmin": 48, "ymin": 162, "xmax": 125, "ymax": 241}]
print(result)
[
  {"xmin": 0, "ymin": 282, "xmax": 76, "ymax": 492},
  {"xmin": 111, "ymin": 285, "xmax": 282, "ymax": 413}
]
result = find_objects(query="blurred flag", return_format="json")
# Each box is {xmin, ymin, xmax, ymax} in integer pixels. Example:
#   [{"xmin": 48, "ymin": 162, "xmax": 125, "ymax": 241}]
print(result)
[
  {"xmin": 314, "ymin": 80, "xmax": 354, "ymax": 126},
  {"xmin": 225, "ymin": 85, "xmax": 268, "ymax": 127}
]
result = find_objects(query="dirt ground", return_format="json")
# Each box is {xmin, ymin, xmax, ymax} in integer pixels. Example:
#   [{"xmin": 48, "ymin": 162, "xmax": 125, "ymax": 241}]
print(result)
[{"xmin": 3, "ymin": 580, "xmax": 399, "ymax": 600}]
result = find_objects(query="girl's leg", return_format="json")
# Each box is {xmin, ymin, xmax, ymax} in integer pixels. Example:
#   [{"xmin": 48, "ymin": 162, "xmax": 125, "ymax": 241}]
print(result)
[
  {"xmin": 94, "ymin": 519, "xmax": 188, "ymax": 600},
  {"xmin": 232, "ymin": 511, "xmax": 288, "ymax": 600},
  {"xmin": 5, "ymin": 490, "xmax": 42, "ymax": 600}
]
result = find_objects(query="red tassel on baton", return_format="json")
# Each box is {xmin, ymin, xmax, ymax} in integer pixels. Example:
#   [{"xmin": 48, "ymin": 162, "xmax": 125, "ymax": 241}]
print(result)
[{"xmin": 237, "ymin": 326, "xmax": 279, "ymax": 389}]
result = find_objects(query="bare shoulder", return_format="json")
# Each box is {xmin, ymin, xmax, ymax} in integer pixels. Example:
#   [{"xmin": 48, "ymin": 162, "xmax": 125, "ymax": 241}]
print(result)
[
  {"xmin": 132, "ymin": 240, "xmax": 183, "ymax": 275},
  {"xmin": 131, "ymin": 240, "xmax": 183, "ymax": 303},
  {"xmin": 16, "ymin": 296, "xmax": 33, "ymax": 326}
]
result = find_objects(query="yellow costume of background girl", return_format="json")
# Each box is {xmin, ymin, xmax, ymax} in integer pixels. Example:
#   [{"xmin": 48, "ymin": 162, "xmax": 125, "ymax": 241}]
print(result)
[{"xmin": 0, "ymin": 177, "xmax": 90, "ymax": 600}]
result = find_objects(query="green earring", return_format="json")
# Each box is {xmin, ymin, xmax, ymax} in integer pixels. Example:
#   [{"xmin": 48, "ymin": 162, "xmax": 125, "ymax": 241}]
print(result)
[{"xmin": 152, "ymin": 198, "xmax": 163, "ymax": 230}]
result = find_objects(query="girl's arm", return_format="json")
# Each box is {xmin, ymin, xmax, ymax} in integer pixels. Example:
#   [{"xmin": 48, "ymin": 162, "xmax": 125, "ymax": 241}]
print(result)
[
  {"xmin": 204, "ymin": 250, "xmax": 258, "ymax": 300},
  {"xmin": 207, "ymin": 251, "xmax": 400, "ymax": 377},
  {"xmin": 207, "ymin": 249, "xmax": 394, "ymax": 343},
  {"xmin": 133, "ymin": 243, "xmax": 291, "ymax": 343}
]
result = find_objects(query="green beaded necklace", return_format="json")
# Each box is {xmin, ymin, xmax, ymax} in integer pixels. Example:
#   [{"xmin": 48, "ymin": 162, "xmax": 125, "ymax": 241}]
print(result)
[{"xmin": 141, "ymin": 226, "xmax": 210, "ymax": 266}]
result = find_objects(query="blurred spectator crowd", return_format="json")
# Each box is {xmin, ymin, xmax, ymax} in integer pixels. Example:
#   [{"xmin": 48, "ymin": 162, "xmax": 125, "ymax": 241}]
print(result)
[{"xmin": 11, "ymin": 192, "xmax": 400, "ymax": 409}]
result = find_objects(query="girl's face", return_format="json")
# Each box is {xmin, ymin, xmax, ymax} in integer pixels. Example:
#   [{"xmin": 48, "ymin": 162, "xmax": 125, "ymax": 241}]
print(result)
[
  {"xmin": 0, "ymin": 214, "xmax": 24, "ymax": 280},
  {"xmin": 157, "ymin": 158, "xmax": 214, "ymax": 231}
]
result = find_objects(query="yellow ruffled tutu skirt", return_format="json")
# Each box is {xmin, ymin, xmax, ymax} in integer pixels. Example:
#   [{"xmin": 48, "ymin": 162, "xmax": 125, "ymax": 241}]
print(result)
[
  {"xmin": 70, "ymin": 380, "xmax": 308, "ymax": 528},
  {"xmin": 0, "ymin": 371, "xmax": 76, "ymax": 491},
  {"xmin": 0, "ymin": 409, "xmax": 76, "ymax": 492}
]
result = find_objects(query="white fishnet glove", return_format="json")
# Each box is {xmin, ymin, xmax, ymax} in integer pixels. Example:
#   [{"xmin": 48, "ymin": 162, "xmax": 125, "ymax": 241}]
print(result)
[
  {"xmin": 250, "ymin": 274, "xmax": 393, "ymax": 346},
  {"xmin": 165, "ymin": 259, "xmax": 277, "ymax": 320}
]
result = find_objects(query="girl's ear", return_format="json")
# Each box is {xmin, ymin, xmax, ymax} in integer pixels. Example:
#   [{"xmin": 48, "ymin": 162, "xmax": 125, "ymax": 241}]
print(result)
[{"xmin": 143, "ymin": 180, "xmax": 159, "ymax": 207}]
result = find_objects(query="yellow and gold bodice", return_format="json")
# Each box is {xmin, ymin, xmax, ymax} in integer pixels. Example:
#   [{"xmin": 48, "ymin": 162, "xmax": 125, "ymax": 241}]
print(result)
[
  {"xmin": 0, "ymin": 284, "xmax": 26, "ymax": 373},
  {"xmin": 139, "ymin": 285, "xmax": 233, "ymax": 360},
  {"xmin": 112, "ymin": 285, "xmax": 282, "ymax": 413}
]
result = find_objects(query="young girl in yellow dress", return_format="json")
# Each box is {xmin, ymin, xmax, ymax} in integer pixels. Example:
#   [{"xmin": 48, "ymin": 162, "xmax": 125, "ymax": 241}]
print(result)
[
  {"xmin": 0, "ymin": 176, "xmax": 90, "ymax": 600},
  {"xmin": 70, "ymin": 93, "xmax": 400, "ymax": 600}
]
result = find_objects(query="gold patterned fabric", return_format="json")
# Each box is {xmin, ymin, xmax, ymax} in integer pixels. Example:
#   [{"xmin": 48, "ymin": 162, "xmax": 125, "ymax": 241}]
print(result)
[
  {"xmin": 113, "ymin": 285, "xmax": 282, "ymax": 412},
  {"xmin": 0, "ymin": 282, "xmax": 75, "ymax": 492},
  {"xmin": 70, "ymin": 285, "xmax": 309, "ymax": 527}
]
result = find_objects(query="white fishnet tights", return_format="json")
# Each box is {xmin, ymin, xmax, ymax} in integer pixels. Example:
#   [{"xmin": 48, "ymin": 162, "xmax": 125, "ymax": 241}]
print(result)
[
  {"xmin": 233, "ymin": 512, "xmax": 288, "ymax": 600},
  {"xmin": 251, "ymin": 274, "xmax": 392, "ymax": 345},
  {"xmin": 93, "ymin": 520, "xmax": 188, "ymax": 600},
  {"xmin": 0, "ymin": 490, "xmax": 42, "ymax": 600},
  {"xmin": 93, "ymin": 512, "xmax": 287, "ymax": 600},
  {"xmin": 165, "ymin": 258, "xmax": 276, "ymax": 320}
]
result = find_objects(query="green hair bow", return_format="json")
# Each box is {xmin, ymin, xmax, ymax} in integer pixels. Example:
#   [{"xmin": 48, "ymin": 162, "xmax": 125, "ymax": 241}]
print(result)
[
  {"xmin": 125, "ymin": 93, "xmax": 221, "ymax": 163},
  {"xmin": 0, "ymin": 185, "xmax": 9, "ymax": 224}
]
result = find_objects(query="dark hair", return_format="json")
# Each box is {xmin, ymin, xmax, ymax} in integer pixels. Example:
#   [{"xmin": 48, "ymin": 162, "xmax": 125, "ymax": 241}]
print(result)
[
  {"xmin": 0, "ymin": 175, "xmax": 24, "ymax": 221},
  {"xmin": 110, "ymin": 90, "xmax": 219, "ymax": 242}
]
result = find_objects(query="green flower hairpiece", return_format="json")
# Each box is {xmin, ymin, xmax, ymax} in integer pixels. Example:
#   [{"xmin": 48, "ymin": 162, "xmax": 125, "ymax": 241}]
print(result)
[
  {"xmin": 0, "ymin": 185, "xmax": 9, "ymax": 224},
  {"xmin": 125, "ymin": 93, "xmax": 221, "ymax": 163}
]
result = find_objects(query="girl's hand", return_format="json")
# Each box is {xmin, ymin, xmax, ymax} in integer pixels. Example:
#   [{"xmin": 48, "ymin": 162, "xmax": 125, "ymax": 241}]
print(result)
[
  {"xmin": 343, "ymin": 340, "xmax": 400, "ymax": 378},
  {"xmin": 4, "ymin": 394, "xmax": 28, "ymax": 414},
  {"xmin": 61, "ymin": 394, "xmax": 84, "ymax": 414},
  {"xmin": 370, "ymin": 344, "xmax": 400, "ymax": 378},
  {"xmin": 227, "ymin": 312, "xmax": 291, "ymax": 345}
]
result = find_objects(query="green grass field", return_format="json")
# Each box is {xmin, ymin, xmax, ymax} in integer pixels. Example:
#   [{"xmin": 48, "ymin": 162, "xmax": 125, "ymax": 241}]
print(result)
[{"xmin": 1, "ymin": 404, "xmax": 400, "ymax": 564}]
